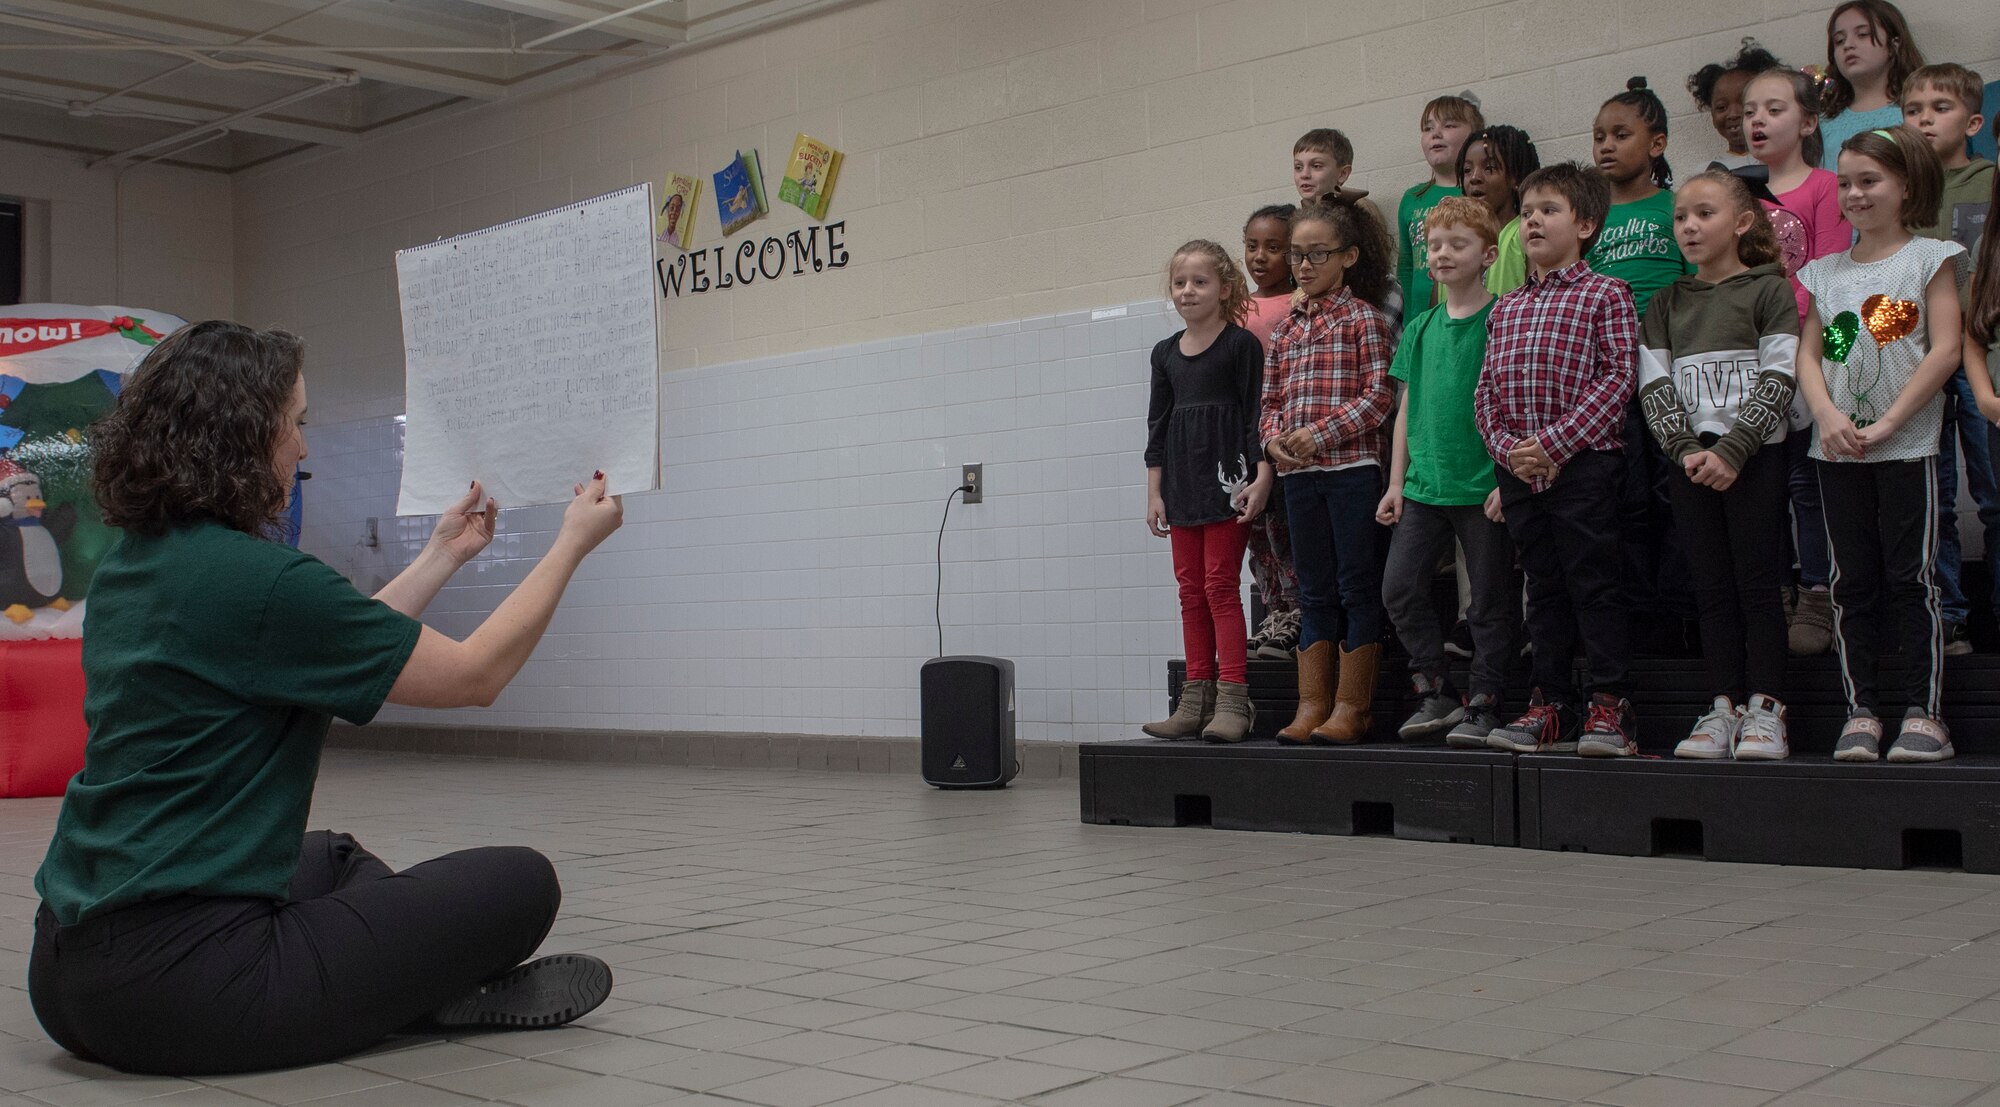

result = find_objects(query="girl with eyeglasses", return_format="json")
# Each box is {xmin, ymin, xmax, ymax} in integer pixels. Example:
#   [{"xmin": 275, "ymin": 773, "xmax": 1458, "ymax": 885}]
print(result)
[{"xmin": 1259, "ymin": 196, "xmax": 1399, "ymax": 746}]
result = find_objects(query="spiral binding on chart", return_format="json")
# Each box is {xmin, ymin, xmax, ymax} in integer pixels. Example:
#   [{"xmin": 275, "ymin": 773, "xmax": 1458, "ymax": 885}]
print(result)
[{"xmin": 398, "ymin": 182, "xmax": 653, "ymax": 255}]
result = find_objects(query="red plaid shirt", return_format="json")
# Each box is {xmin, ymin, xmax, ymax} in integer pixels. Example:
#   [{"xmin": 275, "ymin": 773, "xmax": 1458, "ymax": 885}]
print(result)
[
  {"xmin": 1474, "ymin": 260, "xmax": 1637, "ymax": 490},
  {"xmin": 1259, "ymin": 287, "xmax": 1394, "ymax": 469}
]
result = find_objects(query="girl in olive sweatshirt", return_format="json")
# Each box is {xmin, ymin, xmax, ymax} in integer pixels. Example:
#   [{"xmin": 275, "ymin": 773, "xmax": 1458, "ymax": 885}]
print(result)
[{"xmin": 1639, "ymin": 168, "xmax": 1801, "ymax": 760}]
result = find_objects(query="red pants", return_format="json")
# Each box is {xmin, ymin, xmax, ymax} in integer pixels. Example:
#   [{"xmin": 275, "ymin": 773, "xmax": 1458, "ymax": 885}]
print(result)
[{"xmin": 1171, "ymin": 519, "xmax": 1251, "ymax": 683}]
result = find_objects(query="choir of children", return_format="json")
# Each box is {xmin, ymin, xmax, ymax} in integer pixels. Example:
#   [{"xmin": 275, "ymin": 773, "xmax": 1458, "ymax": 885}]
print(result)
[{"xmin": 1145, "ymin": 0, "xmax": 1996, "ymax": 762}]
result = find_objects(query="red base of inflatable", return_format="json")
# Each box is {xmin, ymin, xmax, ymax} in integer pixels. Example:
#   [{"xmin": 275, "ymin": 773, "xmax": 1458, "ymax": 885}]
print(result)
[{"xmin": 0, "ymin": 639, "xmax": 86, "ymax": 798}]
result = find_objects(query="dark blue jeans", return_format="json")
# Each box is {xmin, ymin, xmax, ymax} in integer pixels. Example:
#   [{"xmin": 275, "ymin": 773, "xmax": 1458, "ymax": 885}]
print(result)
[
  {"xmin": 1788, "ymin": 430, "xmax": 1831, "ymax": 588},
  {"xmin": 1283, "ymin": 466, "xmax": 1386, "ymax": 651},
  {"xmin": 1935, "ymin": 367, "xmax": 2000, "ymax": 626}
]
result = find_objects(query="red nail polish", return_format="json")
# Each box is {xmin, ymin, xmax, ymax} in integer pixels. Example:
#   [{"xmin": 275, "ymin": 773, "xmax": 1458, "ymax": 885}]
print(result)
[
  {"xmin": 469, "ymin": 480, "xmax": 475, "ymax": 488},
  {"xmin": 593, "ymin": 470, "xmax": 604, "ymax": 480}
]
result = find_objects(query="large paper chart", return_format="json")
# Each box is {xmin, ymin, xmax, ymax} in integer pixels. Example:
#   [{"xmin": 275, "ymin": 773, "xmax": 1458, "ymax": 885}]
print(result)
[{"xmin": 395, "ymin": 183, "xmax": 660, "ymax": 515}]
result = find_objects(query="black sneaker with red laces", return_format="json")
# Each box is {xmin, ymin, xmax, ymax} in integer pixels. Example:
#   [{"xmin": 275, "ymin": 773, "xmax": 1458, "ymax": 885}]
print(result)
[
  {"xmin": 1577, "ymin": 692, "xmax": 1639, "ymax": 757},
  {"xmin": 1483, "ymin": 689, "xmax": 1576, "ymax": 753}
]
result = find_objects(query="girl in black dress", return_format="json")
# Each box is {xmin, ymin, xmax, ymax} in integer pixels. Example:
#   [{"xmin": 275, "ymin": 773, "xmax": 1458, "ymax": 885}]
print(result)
[{"xmin": 1143, "ymin": 240, "xmax": 1274, "ymax": 743}]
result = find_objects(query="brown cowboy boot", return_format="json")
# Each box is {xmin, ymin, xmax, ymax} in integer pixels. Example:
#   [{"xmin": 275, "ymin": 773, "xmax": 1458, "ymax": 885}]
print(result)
[
  {"xmin": 1142, "ymin": 679, "xmax": 1214, "ymax": 739},
  {"xmin": 1313, "ymin": 642, "xmax": 1381, "ymax": 744},
  {"xmin": 1276, "ymin": 641, "xmax": 1335, "ymax": 744}
]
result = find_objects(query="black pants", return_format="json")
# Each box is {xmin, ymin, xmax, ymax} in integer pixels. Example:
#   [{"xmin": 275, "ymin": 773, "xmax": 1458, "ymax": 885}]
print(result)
[
  {"xmin": 30, "ymin": 831, "xmax": 561, "ymax": 1076},
  {"xmin": 1667, "ymin": 444, "xmax": 1788, "ymax": 702},
  {"xmin": 1497, "ymin": 448, "xmax": 1629, "ymax": 701},
  {"xmin": 1620, "ymin": 404, "xmax": 1696, "ymax": 619},
  {"xmin": 1817, "ymin": 457, "xmax": 1945, "ymax": 717},
  {"xmin": 1381, "ymin": 498, "xmax": 1520, "ymax": 698}
]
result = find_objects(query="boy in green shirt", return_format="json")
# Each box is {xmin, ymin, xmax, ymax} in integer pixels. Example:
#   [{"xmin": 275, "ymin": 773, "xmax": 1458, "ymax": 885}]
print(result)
[
  {"xmin": 1378, "ymin": 197, "xmax": 1519, "ymax": 746},
  {"xmin": 1396, "ymin": 94, "xmax": 1484, "ymax": 320}
]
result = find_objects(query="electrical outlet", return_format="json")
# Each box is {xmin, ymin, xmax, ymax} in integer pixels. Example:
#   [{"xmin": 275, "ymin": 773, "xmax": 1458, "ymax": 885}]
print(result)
[
  {"xmin": 363, "ymin": 517, "xmax": 379, "ymax": 549},
  {"xmin": 960, "ymin": 463, "xmax": 983, "ymax": 504}
]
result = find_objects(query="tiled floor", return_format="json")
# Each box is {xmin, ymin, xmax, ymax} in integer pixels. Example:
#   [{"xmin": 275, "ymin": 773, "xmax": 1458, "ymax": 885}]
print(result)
[{"xmin": 3, "ymin": 752, "xmax": 2000, "ymax": 1106}]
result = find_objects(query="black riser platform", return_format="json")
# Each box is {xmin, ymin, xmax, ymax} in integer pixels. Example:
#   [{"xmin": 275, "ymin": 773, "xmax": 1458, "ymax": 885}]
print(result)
[
  {"xmin": 1080, "ymin": 740, "xmax": 2000, "ymax": 873},
  {"xmin": 1080, "ymin": 742, "xmax": 1516, "ymax": 845},
  {"xmin": 1521, "ymin": 755, "xmax": 2000, "ymax": 873}
]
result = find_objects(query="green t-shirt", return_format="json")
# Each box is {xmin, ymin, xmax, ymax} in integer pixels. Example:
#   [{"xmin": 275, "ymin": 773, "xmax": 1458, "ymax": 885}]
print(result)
[
  {"xmin": 1588, "ymin": 189, "xmax": 1692, "ymax": 318},
  {"xmin": 1485, "ymin": 218, "xmax": 1527, "ymax": 296},
  {"xmin": 1397, "ymin": 181, "xmax": 1462, "ymax": 321},
  {"xmin": 1390, "ymin": 297, "xmax": 1497, "ymax": 506},
  {"xmin": 36, "ymin": 522, "xmax": 420, "ymax": 925}
]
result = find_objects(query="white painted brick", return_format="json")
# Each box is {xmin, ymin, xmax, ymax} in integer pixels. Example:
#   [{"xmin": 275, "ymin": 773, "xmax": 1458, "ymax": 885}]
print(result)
[
  {"xmin": 1102, "ymin": 13, "xmax": 1199, "ymax": 94},
  {"xmin": 1047, "ymin": 90, "xmax": 1151, "ymax": 166},
  {"xmin": 1005, "ymin": 40, "xmax": 1102, "ymax": 115},
  {"xmin": 1252, "ymin": 40, "xmax": 1370, "ymax": 123},
  {"xmin": 1484, "ymin": 0, "xmax": 1624, "ymax": 77},
  {"xmin": 1006, "ymin": 163, "xmax": 1104, "ymax": 235},
  {"xmin": 922, "ymin": 63, "xmax": 1010, "ymax": 135},
  {"xmin": 842, "ymin": 87, "xmax": 925, "ymax": 152},
  {"xmin": 1198, "ymin": 0, "xmax": 1309, "ymax": 69},
  {"xmin": 877, "ymin": 133, "xmax": 964, "ymax": 202},
  {"xmin": 1146, "ymin": 67, "xmax": 1254, "ymax": 147},
  {"xmin": 958, "ymin": 114, "xmax": 1058, "ymax": 185}
]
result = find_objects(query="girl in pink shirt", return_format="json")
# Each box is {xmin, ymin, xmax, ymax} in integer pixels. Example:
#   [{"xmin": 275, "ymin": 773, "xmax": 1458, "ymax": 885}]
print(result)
[
  {"xmin": 1744, "ymin": 67, "xmax": 1854, "ymax": 318},
  {"xmin": 1239, "ymin": 204, "xmax": 1304, "ymax": 662},
  {"xmin": 1743, "ymin": 65, "xmax": 1853, "ymax": 657}
]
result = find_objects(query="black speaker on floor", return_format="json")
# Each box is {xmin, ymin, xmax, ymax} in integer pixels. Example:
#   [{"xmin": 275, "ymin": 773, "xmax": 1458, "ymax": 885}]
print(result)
[{"xmin": 920, "ymin": 655, "xmax": 1018, "ymax": 789}]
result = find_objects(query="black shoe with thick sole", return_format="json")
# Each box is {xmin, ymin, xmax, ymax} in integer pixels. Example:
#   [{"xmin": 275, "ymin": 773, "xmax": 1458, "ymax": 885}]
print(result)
[{"xmin": 429, "ymin": 954, "xmax": 613, "ymax": 1030}]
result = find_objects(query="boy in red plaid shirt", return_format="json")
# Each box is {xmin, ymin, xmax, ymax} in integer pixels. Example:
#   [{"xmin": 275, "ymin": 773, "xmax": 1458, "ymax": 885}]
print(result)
[{"xmin": 1473, "ymin": 163, "xmax": 1642, "ymax": 756}]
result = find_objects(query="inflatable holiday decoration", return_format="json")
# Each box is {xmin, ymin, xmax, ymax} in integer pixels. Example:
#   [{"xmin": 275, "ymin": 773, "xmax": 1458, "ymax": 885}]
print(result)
[
  {"xmin": 0, "ymin": 306, "xmax": 183, "ymax": 799},
  {"xmin": 0, "ymin": 459, "xmax": 72, "ymax": 617},
  {"xmin": 0, "ymin": 305, "xmax": 179, "ymax": 635}
]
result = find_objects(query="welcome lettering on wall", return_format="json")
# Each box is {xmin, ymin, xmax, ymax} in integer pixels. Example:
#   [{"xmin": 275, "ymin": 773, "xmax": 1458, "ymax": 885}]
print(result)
[{"xmin": 655, "ymin": 221, "xmax": 848, "ymax": 298}]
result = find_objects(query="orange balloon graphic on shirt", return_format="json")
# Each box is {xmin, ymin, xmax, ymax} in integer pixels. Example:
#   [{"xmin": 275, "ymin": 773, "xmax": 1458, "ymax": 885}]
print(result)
[{"xmin": 1861, "ymin": 294, "xmax": 1920, "ymax": 345}]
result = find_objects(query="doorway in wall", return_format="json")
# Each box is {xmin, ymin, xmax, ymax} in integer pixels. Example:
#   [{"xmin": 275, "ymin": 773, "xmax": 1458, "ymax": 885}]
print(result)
[{"xmin": 0, "ymin": 200, "xmax": 21, "ymax": 306}]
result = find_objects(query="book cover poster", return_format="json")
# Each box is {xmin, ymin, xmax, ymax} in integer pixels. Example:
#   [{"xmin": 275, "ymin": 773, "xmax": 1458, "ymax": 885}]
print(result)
[
  {"xmin": 656, "ymin": 173, "xmax": 700, "ymax": 250},
  {"xmin": 778, "ymin": 133, "xmax": 844, "ymax": 220},
  {"xmin": 712, "ymin": 150, "xmax": 768, "ymax": 236}
]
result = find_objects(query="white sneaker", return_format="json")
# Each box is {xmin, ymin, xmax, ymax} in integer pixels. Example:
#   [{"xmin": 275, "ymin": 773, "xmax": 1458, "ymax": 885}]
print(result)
[
  {"xmin": 1674, "ymin": 696, "xmax": 1738, "ymax": 759},
  {"xmin": 1734, "ymin": 693, "xmax": 1790, "ymax": 760}
]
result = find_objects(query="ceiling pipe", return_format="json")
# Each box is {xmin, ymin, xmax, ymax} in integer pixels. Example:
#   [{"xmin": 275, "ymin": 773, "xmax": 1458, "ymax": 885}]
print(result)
[
  {"xmin": 0, "ymin": 11, "xmax": 352, "ymax": 81},
  {"xmin": 88, "ymin": 73, "xmax": 356, "ymax": 169},
  {"xmin": 0, "ymin": 42, "xmax": 646, "ymax": 54},
  {"xmin": 76, "ymin": 0, "xmax": 353, "ymax": 111},
  {"xmin": 521, "ymin": 0, "xmax": 682, "ymax": 49}
]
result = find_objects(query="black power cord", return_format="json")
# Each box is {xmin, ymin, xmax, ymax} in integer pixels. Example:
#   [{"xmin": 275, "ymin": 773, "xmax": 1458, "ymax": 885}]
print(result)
[{"xmin": 935, "ymin": 484, "xmax": 971, "ymax": 657}]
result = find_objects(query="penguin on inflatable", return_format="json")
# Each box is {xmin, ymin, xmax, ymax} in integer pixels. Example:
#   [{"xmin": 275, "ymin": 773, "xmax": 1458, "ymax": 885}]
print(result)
[{"xmin": 0, "ymin": 458, "xmax": 74, "ymax": 620}]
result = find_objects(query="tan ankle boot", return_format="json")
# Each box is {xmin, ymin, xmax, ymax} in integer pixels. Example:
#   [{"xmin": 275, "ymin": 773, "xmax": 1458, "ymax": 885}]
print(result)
[
  {"xmin": 1143, "ymin": 679, "xmax": 1214, "ymax": 739},
  {"xmin": 1202, "ymin": 681, "xmax": 1256, "ymax": 743},
  {"xmin": 1313, "ymin": 642, "xmax": 1381, "ymax": 744},
  {"xmin": 1277, "ymin": 641, "xmax": 1335, "ymax": 744}
]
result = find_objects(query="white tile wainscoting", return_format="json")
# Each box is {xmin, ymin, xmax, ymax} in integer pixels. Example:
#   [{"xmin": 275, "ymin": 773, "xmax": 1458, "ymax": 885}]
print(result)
[{"xmin": 303, "ymin": 298, "xmax": 1224, "ymax": 744}]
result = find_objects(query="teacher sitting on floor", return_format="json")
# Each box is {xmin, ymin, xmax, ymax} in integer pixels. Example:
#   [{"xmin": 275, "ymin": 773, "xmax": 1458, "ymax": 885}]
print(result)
[{"xmin": 28, "ymin": 320, "xmax": 624, "ymax": 1075}]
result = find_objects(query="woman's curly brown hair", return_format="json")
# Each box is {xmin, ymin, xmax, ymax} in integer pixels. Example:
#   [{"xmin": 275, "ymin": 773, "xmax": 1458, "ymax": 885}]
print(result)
[{"xmin": 92, "ymin": 320, "xmax": 304, "ymax": 538}]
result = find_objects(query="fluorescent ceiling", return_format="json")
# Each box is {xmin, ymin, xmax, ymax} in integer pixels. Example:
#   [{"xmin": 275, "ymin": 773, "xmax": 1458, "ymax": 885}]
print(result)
[{"xmin": 0, "ymin": 0, "xmax": 846, "ymax": 171}]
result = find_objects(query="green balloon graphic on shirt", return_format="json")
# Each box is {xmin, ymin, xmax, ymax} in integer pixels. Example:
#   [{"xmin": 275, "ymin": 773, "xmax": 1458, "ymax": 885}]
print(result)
[{"xmin": 1823, "ymin": 311, "xmax": 1860, "ymax": 363}]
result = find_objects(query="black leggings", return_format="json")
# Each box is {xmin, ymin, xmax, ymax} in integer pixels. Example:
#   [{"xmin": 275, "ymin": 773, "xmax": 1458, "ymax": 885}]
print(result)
[
  {"xmin": 30, "ymin": 831, "xmax": 561, "ymax": 1075},
  {"xmin": 1667, "ymin": 444, "xmax": 1789, "ymax": 702}
]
